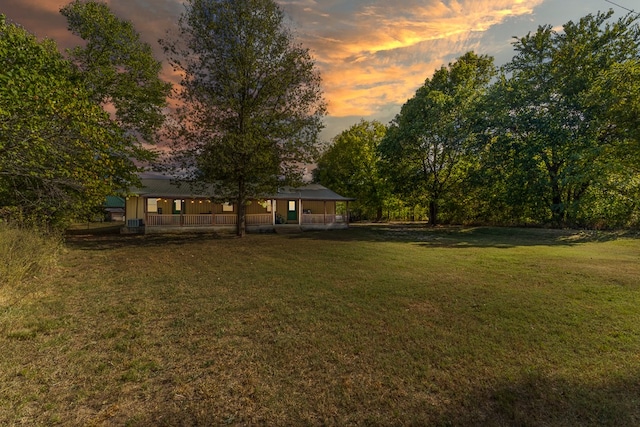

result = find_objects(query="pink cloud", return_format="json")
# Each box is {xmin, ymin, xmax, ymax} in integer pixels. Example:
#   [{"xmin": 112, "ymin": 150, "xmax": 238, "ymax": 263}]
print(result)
[{"xmin": 284, "ymin": 0, "xmax": 544, "ymax": 116}]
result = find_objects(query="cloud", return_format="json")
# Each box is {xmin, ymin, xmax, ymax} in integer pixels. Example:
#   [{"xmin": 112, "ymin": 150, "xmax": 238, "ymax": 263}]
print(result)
[
  {"xmin": 279, "ymin": 0, "xmax": 544, "ymax": 117},
  {"xmin": 4, "ymin": 0, "xmax": 545, "ymax": 126}
]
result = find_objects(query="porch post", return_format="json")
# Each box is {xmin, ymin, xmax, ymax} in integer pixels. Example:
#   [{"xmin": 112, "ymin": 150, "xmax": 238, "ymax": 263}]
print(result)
[
  {"xmin": 324, "ymin": 201, "xmax": 327, "ymax": 224},
  {"xmin": 346, "ymin": 201, "xmax": 350, "ymax": 225},
  {"xmin": 298, "ymin": 198, "xmax": 302, "ymax": 225},
  {"xmin": 271, "ymin": 200, "xmax": 276, "ymax": 225}
]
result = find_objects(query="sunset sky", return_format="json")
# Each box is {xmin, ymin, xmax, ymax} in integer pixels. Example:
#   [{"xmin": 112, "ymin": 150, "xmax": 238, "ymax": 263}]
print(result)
[{"xmin": 2, "ymin": 0, "xmax": 630, "ymax": 140}]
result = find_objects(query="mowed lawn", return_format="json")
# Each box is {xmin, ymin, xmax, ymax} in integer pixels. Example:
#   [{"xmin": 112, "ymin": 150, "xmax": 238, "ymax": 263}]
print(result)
[{"xmin": 1, "ymin": 225, "xmax": 640, "ymax": 426}]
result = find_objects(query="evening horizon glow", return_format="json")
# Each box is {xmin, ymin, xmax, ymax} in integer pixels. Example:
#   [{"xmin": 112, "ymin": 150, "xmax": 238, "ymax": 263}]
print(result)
[{"xmin": 2, "ymin": 0, "xmax": 619, "ymax": 139}]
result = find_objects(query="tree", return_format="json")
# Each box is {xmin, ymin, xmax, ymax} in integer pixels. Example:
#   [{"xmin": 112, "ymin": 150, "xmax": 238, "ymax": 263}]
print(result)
[
  {"xmin": 160, "ymin": 0, "xmax": 326, "ymax": 236},
  {"xmin": 60, "ymin": 0, "xmax": 171, "ymax": 143},
  {"xmin": 0, "ymin": 16, "xmax": 140, "ymax": 228},
  {"xmin": 482, "ymin": 11, "xmax": 640, "ymax": 227},
  {"xmin": 586, "ymin": 59, "xmax": 640, "ymax": 166},
  {"xmin": 314, "ymin": 120, "xmax": 389, "ymax": 220},
  {"xmin": 379, "ymin": 52, "xmax": 495, "ymax": 225}
]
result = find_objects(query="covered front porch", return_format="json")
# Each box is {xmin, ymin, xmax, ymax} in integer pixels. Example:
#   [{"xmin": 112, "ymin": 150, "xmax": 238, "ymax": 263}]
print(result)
[
  {"xmin": 123, "ymin": 176, "xmax": 352, "ymax": 234},
  {"xmin": 128, "ymin": 200, "xmax": 347, "ymax": 233}
]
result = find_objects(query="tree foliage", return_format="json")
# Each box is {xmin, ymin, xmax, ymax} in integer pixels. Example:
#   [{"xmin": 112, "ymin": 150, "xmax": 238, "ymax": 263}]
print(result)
[
  {"xmin": 0, "ymin": 15, "xmax": 140, "ymax": 228},
  {"xmin": 586, "ymin": 59, "xmax": 640, "ymax": 166},
  {"xmin": 314, "ymin": 120, "xmax": 389, "ymax": 220},
  {"xmin": 379, "ymin": 52, "xmax": 496, "ymax": 225},
  {"xmin": 481, "ymin": 10, "xmax": 640, "ymax": 227},
  {"xmin": 60, "ymin": 0, "xmax": 171, "ymax": 143},
  {"xmin": 160, "ymin": 0, "xmax": 326, "ymax": 236}
]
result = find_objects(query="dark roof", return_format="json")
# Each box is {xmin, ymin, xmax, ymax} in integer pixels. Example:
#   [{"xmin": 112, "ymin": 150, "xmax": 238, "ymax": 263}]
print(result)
[
  {"xmin": 130, "ymin": 175, "xmax": 215, "ymax": 199},
  {"xmin": 104, "ymin": 196, "xmax": 125, "ymax": 208},
  {"xmin": 275, "ymin": 184, "xmax": 354, "ymax": 201},
  {"xmin": 129, "ymin": 174, "xmax": 354, "ymax": 202}
]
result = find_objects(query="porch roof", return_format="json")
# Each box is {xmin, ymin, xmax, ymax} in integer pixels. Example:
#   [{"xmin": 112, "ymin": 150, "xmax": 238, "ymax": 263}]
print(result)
[
  {"xmin": 129, "ymin": 174, "xmax": 354, "ymax": 202},
  {"xmin": 274, "ymin": 184, "xmax": 353, "ymax": 201},
  {"xmin": 129, "ymin": 174, "xmax": 215, "ymax": 199}
]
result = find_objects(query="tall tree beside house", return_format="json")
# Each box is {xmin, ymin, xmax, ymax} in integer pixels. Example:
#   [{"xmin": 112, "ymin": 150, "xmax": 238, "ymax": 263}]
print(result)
[
  {"xmin": 160, "ymin": 0, "xmax": 326, "ymax": 237},
  {"xmin": 0, "ymin": 16, "xmax": 140, "ymax": 228},
  {"xmin": 60, "ymin": 0, "xmax": 172, "ymax": 144},
  {"xmin": 379, "ymin": 51, "xmax": 495, "ymax": 225},
  {"xmin": 314, "ymin": 120, "xmax": 389, "ymax": 221},
  {"xmin": 479, "ymin": 11, "xmax": 640, "ymax": 227}
]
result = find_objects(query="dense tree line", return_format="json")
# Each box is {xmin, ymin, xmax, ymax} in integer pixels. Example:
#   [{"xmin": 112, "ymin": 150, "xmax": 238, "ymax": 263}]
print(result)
[
  {"xmin": 3, "ymin": 2, "xmax": 638, "ymax": 231},
  {"xmin": 316, "ymin": 10, "xmax": 640, "ymax": 228},
  {"xmin": 0, "ymin": 1, "xmax": 170, "ymax": 229}
]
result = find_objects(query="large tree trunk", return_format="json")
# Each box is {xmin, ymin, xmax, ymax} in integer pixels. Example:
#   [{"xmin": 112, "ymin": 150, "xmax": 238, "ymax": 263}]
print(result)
[
  {"xmin": 236, "ymin": 200, "xmax": 246, "ymax": 237},
  {"xmin": 428, "ymin": 200, "xmax": 438, "ymax": 226},
  {"xmin": 236, "ymin": 181, "xmax": 247, "ymax": 237},
  {"xmin": 375, "ymin": 206, "xmax": 383, "ymax": 222},
  {"xmin": 550, "ymin": 180, "xmax": 565, "ymax": 227}
]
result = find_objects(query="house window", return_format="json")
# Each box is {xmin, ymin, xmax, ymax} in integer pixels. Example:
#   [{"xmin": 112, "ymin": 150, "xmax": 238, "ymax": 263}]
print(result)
[
  {"xmin": 288, "ymin": 200, "xmax": 296, "ymax": 211},
  {"xmin": 222, "ymin": 202, "xmax": 234, "ymax": 212},
  {"xmin": 147, "ymin": 198, "xmax": 158, "ymax": 213},
  {"xmin": 258, "ymin": 200, "xmax": 272, "ymax": 212}
]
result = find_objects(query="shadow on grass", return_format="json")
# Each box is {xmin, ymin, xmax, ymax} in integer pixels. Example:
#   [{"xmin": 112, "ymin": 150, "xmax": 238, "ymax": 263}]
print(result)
[
  {"xmin": 64, "ymin": 223, "xmax": 639, "ymax": 251},
  {"xmin": 292, "ymin": 223, "xmax": 637, "ymax": 248},
  {"xmin": 437, "ymin": 370, "xmax": 640, "ymax": 426},
  {"xmin": 125, "ymin": 369, "xmax": 640, "ymax": 425},
  {"xmin": 64, "ymin": 231, "xmax": 234, "ymax": 251}
]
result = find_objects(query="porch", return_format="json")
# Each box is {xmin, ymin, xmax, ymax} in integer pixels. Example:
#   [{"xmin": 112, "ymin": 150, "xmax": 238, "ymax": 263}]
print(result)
[
  {"xmin": 129, "ymin": 212, "xmax": 347, "ymax": 233},
  {"xmin": 123, "ymin": 176, "xmax": 353, "ymax": 234}
]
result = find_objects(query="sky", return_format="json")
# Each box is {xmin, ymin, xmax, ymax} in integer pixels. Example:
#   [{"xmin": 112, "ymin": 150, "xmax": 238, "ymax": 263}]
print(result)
[{"xmin": 1, "ymin": 0, "xmax": 631, "ymax": 141}]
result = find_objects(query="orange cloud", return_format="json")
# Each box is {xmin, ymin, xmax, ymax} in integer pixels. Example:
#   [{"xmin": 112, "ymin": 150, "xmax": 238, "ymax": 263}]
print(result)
[
  {"xmin": 281, "ymin": 0, "xmax": 544, "ymax": 117},
  {"xmin": 6, "ymin": 0, "xmax": 544, "ymax": 122}
]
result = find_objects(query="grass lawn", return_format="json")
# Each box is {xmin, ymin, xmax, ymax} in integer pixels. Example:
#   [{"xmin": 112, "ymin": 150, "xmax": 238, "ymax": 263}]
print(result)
[{"xmin": 1, "ymin": 224, "xmax": 640, "ymax": 425}]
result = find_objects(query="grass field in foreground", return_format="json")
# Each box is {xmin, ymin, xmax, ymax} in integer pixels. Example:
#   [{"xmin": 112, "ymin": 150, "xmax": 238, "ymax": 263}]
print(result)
[{"xmin": 1, "ymin": 225, "xmax": 640, "ymax": 425}]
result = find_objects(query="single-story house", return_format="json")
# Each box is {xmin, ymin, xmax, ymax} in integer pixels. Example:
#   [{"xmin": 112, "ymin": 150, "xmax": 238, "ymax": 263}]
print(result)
[{"xmin": 123, "ymin": 174, "xmax": 353, "ymax": 233}]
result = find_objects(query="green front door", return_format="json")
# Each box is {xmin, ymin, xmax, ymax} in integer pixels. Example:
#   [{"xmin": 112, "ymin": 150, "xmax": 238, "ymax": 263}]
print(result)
[
  {"xmin": 287, "ymin": 200, "xmax": 297, "ymax": 221},
  {"xmin": 173, "ymin": 199, "xmax": 182, "ymax": 214}
]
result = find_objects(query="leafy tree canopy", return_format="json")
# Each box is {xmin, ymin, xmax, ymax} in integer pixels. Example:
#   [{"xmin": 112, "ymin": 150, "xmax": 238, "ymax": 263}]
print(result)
[
  {"xmin": 0, "ymin": 15, "xmax": 141, "ymax": 228},
  {"xmin": 379, "ymin": 51, "xmax": 496, "ymax": 225},
  {"xmin": 61, "ymin": 0, "xmax": 171, "ymax": 143},
  {"xmin": 482, "ymin": 10, "xmax": 640, "ymax": 226},
  {"xmin": 314, "ymin": 120, "xmax": 388, "ymax": 220},
  {"xmin": 586, "ymin": 59, "xmax": 640, "ymax": 167}
]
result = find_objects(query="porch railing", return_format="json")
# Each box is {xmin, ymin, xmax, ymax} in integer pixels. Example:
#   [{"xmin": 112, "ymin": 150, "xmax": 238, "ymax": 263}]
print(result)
[
  {"xmin": 146, "ymin": 214, "xmax": 181, "ymax": 226},
  {"xmin": 144, "ymin": 212, "xmax": 345, "ymax": 227},
  {"xmin": 184, "ymin": 214, "xmax": 213, "ymax": 226},
  {"xmin": 214, "ymin": 214, "xmax": 237, "ymax": 225},
  {"xmin": 302, "ymin": 214, "xmax": 344, "ymax": 224},
  {"xmin": 246, "ymin": 214, "xmax": 272, "ymax": 225}
]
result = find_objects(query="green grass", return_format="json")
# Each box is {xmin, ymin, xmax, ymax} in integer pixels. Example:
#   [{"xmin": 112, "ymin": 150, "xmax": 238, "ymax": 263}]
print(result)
[{"xmin": 1, "ymin": 224, "xmax": 640, "ymax": 425}]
